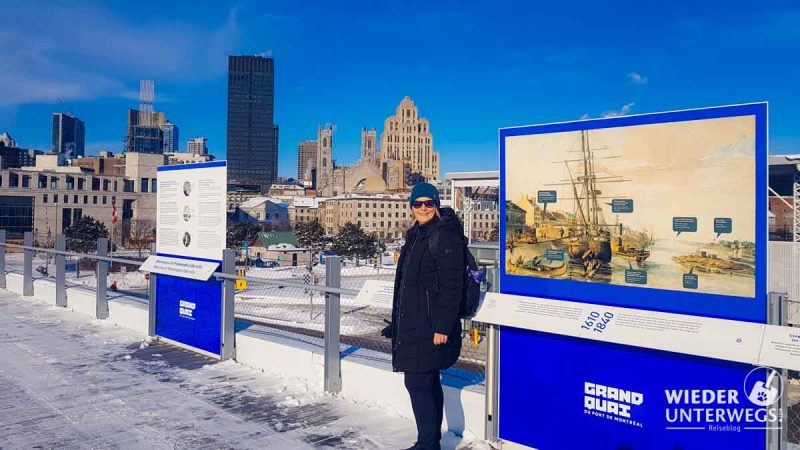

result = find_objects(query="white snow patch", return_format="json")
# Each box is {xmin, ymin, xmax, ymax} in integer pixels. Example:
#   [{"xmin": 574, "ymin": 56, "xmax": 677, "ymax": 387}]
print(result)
[{"xmin": 276, "ymin": 396, "xmax": 301, "ymax": 408}]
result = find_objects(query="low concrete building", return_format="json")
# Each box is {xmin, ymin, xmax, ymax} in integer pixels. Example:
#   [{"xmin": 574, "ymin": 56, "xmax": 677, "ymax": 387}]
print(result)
[
  {"xmin": 227, "ymin": 184, "xmax": 262, "ymax": 212},
  {"xmin": 288, "ymin": 196, "xmax": 322, "ymax": 225},
  {"xmin": 234, "ymin": 197, "xmax": 290, "ymax": 229},
  {"xmin": 248, "ymin": 231, "xmax": 312, "ymax": 267}
]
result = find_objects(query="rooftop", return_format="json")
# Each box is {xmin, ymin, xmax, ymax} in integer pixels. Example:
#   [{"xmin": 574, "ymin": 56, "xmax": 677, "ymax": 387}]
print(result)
[{"xmin": 238, "ymin": 196, "xmax": 287, "ymax": 209}]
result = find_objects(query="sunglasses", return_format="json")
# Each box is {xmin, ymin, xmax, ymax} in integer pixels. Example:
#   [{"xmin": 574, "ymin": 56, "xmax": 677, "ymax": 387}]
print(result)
[{"xmin": 412, "ymin": 200, "xmax": 436, "ymax": 209}]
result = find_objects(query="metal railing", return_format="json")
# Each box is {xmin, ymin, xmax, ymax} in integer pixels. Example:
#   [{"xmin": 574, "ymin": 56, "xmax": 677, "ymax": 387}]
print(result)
[{"xmin": 0, "ymin": 231, "xmax": 493, "ymax": 395}]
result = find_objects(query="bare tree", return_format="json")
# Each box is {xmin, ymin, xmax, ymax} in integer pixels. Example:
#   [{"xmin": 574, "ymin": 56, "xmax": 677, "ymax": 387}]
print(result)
[{"xmin": 127, "ymin": 219, "xmax": 156, "ymax": 258}]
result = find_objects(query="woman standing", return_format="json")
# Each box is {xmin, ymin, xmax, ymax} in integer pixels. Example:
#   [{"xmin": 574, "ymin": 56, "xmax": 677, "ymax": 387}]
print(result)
[{"xmin": 382, "ymin": 182, "xmax": 464, "ymax": 450}]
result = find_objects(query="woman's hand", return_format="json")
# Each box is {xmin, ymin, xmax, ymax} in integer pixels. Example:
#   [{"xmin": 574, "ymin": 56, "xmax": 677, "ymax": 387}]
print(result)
[{"xmin": 433, "ymin": 333, "xmax": 448, "ymax": 345}]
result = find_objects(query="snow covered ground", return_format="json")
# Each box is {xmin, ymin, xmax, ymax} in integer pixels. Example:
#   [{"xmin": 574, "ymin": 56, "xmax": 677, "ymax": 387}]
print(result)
[{"xmin": 0, "ymin": 288, "xmax": 488, "ymax": 449}]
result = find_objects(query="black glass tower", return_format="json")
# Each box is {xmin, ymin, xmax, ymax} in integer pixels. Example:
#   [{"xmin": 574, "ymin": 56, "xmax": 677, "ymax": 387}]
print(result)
[
  {"xmin": 226, "ymin": 55, "xmax": 278, "ymax": 186},
  {"xmin": 52, "ymin": 113, "xmax": 85, "ymax": 157}
]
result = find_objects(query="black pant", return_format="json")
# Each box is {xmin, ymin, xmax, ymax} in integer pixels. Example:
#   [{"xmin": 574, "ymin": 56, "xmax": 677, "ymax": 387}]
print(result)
[{"xmin": 404, "ymin": 371, "xmax": 444, "ymax": 450}]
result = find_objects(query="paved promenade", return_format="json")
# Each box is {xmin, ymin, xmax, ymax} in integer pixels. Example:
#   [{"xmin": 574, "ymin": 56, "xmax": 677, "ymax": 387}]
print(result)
[{"xmin": 0, "ymin": 290, "xmax": 482, "ymax": 449}]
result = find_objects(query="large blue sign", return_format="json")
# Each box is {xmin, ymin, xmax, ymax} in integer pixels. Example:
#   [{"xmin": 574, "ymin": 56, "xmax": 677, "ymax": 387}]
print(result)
[
  {"xmin": 155, "ymin": 269, "xmax": 222, "ymax": 356},
  {"xmin": 496, "ymin": 104, "xmax": 770, "ymax": 449},
  {"xmin": 499, "ymin": 328, "xmax": 774, "ymax": 450}
]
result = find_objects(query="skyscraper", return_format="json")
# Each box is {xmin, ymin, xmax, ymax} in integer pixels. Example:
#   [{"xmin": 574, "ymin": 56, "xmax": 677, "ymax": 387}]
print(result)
[
  {"xmin": 187, "ymin": 137, "xmax": 208, "ymax": 156},
  {"xmin": 125, "ymin": 82, "xmax": 166, "ymax": 154},
  {"xmin": 162, "ymin": 121, "xmax": 179, "ymax": 152},
  {"xmin": 125, "ymin": 109, "xmax": 164, "ymax": 154},
  {"xmin": 380, "ymin": 96, "xmax": 439, "ymax": 181},
  {"xmin": 52, "ymin": 113, "xmax": 85, "ymax": 157},
  {"xmin": 226, "ymin": 55, "xmax": 278, "ymax": 187},
  {"xmin": 297, "ymin": 140, "xmax": 317, "ymax": 184}
]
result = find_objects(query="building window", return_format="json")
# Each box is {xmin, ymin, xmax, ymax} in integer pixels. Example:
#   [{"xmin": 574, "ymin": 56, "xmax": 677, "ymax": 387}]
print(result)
[
  {"xmin": 102, "ymin": 196, "xmax": 107, "ymax": 204},
  {"xmin": 123, "ymin": 180, "xmax": 135, "ymax": 193},
  {"xmin": 38, "ymin": 175, "xmax": 47, "ymax": 188},
  {"xmin": 83, "ymin": 195, "xmax": 88, "ymax": 204},
  {"xmin": 151, "ymin": 179, "xmax": 157, "ymax": 193},
  {"xmin": 93, "ymin": 196, "xmax": 97, "ymax": 204},
  {"xmin": 141, "ymin": 178, "xmax": 148, "ymax": 193},
  {"xmin": 43, "ymin": 194, "xmax": 47, "ymax": 203},
  {"xmin": 78, "ymin": 178, "xmax": 85, "ymax": 190},
  {"xmin": 73, "ymin": 195, "xmax": 78, "ymax": 203},
  {"xmin": 103, "ymin": 179, "xmax": 109, "ymax": 191},
  {"xmin": 113, "ymin": 180, "xmax": 118, "ymax": 191},
  {"xmin": 63, "ymin": 195, "xmax": 68, "ymax": 203},
  {"xmin": 92, "ymin": 178, "xmax": 100, "ymax": 191},
  {"xmin": 9, "ymin": 173, "xmax": 18, "ymax": 187},
  {"xmin": 22, "ymin": 175, "xmax": 30, "ymax": 188},
  {"xmin": 66, "ymin": 176, "xmax": 74, "ymax": 190}
]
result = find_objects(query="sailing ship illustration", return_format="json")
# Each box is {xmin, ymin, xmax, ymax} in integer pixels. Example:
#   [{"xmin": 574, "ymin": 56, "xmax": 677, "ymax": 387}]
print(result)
[{"xmin": 508, "ymin": 129, "xmax": 653, "ymax": 281}]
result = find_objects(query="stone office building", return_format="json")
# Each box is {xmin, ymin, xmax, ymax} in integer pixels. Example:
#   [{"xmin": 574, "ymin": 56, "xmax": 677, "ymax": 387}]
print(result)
[
  {"xmin": 0, "ymin": 153, "xmax": 162, "ymax": 242},
  {"xmin": 321, "ymin": 193, "xmax": 412, "ymax": 240}
]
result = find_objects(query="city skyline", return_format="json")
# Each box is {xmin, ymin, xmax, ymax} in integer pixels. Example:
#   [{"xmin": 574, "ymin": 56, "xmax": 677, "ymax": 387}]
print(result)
[{"xmin": 1, "ymin": 1, "xmax": 799, "ymax": 179}]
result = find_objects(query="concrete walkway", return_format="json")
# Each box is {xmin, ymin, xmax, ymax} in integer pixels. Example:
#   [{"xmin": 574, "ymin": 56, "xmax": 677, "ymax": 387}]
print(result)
[{"xmin": 0, "ymin": 290, "xmax": 484, "ymax": 449}]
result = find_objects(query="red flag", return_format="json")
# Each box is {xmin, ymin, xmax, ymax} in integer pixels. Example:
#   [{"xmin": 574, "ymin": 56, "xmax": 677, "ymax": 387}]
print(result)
[{"xmin": 112, "ymin": 201, "xmax": 118, "ymax": 224}]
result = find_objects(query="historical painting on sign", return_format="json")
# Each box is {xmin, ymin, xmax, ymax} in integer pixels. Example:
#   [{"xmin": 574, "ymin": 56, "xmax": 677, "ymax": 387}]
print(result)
[{"xmin": 504, "ymin": 115, "xmax": 756, "ymax": 298}]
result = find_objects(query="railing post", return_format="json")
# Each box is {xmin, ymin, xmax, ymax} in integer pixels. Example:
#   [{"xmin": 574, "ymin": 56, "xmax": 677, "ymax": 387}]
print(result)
[
  {"xmin": 768, "ymin": 292, "xmax": 789, "ymax": 450},
  {"xmin": 148, "ymin": 243, "xmax": 157, "ymax": 337},
  {"xmin": 324, "ymin": 256, "xmax": 342, "ymax": 394},
  {"xmin": 0, "ymin": 230, "xmax": 6, "ymax": 289},
  {"xmin": 484, "ymin": 323, "xmax": 500, "ymax": 443},
  {"xmin": 23, "ymin": 231, "xmax": 33, "ymax": 296},
  {"xmin": 55, "ymin": 235, "xmax": 66, "ymax": 307},
  {"xmin": 95, "ymin": 238, "xmax": 109, "ymax": 319},
  {"xmin": 220, "ymin": 249, "xmax": 236, "ymax": 360}
]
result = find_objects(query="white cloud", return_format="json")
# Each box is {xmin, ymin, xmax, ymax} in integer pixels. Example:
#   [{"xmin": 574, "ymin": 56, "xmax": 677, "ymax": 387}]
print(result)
[
  {"xmin": 0, "ymin": 2, "xmax": 242, "ymax": 108},
  {"xmin": 601, "ymin": 102, "xmax": 635, "ymax": 118},
  {"xmin": 257, "ymin": 50, "xmax": 274, "ymax": 58},
  {"xmin": 627, "ymin": 72, "xmax": 648, "ymax": 84}
]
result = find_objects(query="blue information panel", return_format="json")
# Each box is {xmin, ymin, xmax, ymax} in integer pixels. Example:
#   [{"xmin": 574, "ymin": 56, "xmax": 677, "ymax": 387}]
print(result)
[
  {"xmin": 499, "ymin": 329, "xmax": 773, "ymax": 450},
  {"xmin": 496, "ymin": 104, "xmax": 770, "ymax": 449},
  {"xmin": 155, "ymin": 270, "xmax": 222, "ymax": 356}
]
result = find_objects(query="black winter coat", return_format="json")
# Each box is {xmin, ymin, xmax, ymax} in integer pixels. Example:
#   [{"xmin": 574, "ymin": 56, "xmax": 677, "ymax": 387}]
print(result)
[{"xmin": 390, "ymin": 207, "xmax": 463, "ymax": 373}]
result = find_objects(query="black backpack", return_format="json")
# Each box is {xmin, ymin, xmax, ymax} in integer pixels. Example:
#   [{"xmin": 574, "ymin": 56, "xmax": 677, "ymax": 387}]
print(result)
[{"xmin": 427, "ymin": 228, "xmax": 483, "ymax": 319}]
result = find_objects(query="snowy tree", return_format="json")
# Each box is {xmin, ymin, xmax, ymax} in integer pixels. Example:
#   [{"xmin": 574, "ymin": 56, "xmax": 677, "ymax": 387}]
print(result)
[
  {"xmin": 65, "ymin": 216, "xmax": 108, "ymax": 254},
  {"xmin": 332, "ymin": 223, "xmax": 384, "ymax": 263},
  {"xmin": 294, "ymin": 220, "xmax": 327, "ymax": 250}
]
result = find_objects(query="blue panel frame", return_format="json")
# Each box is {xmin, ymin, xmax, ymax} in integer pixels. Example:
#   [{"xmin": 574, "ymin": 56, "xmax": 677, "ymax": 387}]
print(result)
[{"xmin": 499, "ymin": 103, "xmax": 768, "ymax": 323}]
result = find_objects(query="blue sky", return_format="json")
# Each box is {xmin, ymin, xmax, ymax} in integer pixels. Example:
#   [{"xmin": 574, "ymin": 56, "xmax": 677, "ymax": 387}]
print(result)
[{"xmin": 1, "ymin": 1, "xmax": 798, "ymax": 178}]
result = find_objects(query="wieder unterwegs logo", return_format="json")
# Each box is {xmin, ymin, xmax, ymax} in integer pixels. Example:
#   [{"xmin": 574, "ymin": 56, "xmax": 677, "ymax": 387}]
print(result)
[
  {"xmin": 584, "ymin": 382, "xmax": 645, "ymax": 428},
  {"xmin": 664, "ymin": 366, "xmax": 783, "ymax": 432}
]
